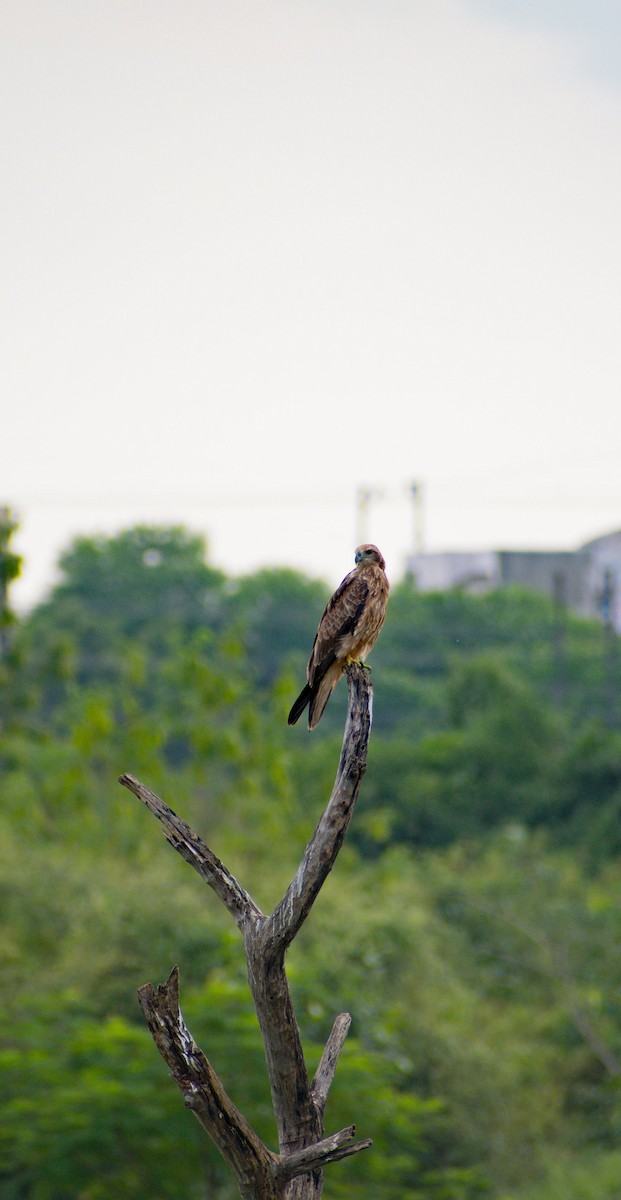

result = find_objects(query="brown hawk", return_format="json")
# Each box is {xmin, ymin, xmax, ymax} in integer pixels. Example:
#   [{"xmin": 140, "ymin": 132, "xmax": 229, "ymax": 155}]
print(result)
[{"xmin": 288, "ymin": 544, "xmax": 389, "ymax": 730}]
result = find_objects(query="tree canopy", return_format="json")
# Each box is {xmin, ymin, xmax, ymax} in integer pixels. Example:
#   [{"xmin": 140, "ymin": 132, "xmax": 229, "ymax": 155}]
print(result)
[{"xmin": 2, "ymin": 523, "xmax": 621, "ymax": 1199}]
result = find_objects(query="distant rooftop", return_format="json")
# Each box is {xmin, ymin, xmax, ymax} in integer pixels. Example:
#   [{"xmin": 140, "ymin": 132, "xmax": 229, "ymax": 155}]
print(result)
[{"xmin": 406, "ymin": 530, "xmax": 621, "ymax": 630}]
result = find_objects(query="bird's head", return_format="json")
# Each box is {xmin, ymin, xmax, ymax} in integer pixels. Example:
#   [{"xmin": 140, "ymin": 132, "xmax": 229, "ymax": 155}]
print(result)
[{"xmin": 355, "ymin": 544, "xmax": 386, "ymax": 570}]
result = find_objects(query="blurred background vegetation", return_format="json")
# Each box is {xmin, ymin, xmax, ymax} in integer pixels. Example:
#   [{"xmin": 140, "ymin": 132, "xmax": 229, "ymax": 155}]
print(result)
[{"xmin": 2, "ymin": 519, "xmax": 621, "ymax": 1199}]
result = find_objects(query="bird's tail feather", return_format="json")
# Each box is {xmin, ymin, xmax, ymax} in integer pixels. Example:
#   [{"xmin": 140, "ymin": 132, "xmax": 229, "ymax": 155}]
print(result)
[
  {"xmin": 308, "ymin": 670, "xmax": 340, "ymax": 730},
  {"xmin": 287, "ymin": 684, "xmax": 312, "ymax": 726}
]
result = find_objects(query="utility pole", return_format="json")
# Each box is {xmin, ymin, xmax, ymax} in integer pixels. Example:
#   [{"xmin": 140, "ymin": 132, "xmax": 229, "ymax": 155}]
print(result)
[
  {"xmin": 356, "ymin": 486, "xmax": 383, "ymax": 546},
  {"xmin": 409, "ymin": 481, "xmax": 424, "ymax": 554},
  {"xmin": 355, "ymin": 479, "xmax": 424, "ymax": 555}
]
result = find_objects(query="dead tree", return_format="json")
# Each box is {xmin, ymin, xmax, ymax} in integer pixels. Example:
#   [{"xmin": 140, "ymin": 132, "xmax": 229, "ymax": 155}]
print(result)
[{"xmin": 119, "ymin": 662, "xmax": 374, "ymax": 1200}]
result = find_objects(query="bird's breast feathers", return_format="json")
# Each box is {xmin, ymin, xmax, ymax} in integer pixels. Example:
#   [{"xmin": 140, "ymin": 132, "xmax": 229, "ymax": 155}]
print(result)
[
  {"xmin": 288, "ymin": 544, "xmax": 388, "ymax": 728},
  {"xmin": 326, "ymin": 563, "xmax": 388, "ymax": 667}
]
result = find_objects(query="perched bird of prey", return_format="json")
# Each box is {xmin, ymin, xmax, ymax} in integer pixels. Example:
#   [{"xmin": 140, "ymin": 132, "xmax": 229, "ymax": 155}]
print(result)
[{"xmin": 288, "ymin": 544, "xmax": 389, "ymax": 730}]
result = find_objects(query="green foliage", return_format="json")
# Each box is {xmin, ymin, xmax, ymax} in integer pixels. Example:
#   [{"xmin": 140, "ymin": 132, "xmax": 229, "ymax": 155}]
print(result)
[
  {"xmin": 356, "ymin": 656, "xmax": 564, "ymax": 851},
  {"xmin": 0, "ymin": 997, "xmax": 206, "ymax": 1200},
  {"xmin": 376, "ymin": 579, "xmax": 609, "ymax": 730},
  {"xmin": 512, "ymin": 1150, "xmax": 621, "ymax": 1200},
  {"xmin": 3, "ymin": 523, "xmax": 621, "ymax": 1199},
  {"xmin": 0, "ymin": 507, "xmax": 21, "ymax": 672},
  {"xmin": 546, "ymin": 724, "xmax": 621, "ymax": 860},
  {"xmin": 0, "ymin": 506, "xmax": 21, "ymax": 596},
  {"xmin": 52, "ymin": 525, "xmax": 226, "ymax": 637},
  {"xmin": 222, "ymin": 567, "xmax": 329, "ymax": 689}
]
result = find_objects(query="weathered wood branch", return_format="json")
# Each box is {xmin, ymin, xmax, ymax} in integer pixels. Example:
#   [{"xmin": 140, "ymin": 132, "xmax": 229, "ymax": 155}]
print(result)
[
  {"xmin": 274, "ymin": 1126, "xmax": 373, "ymax": 1180},
  {"xmin": 118, "ymin": 772, "xmax": 262, "ymax": 928},
  {"xmin": 311, "ymin": 1013, "xmax": 352, "ymax": 1116},
  {"xmin": 121, "ymin": 662, "xmax": 374, "ymax": 1199},
  {"xmin": 243, "ymin": 666, "xmax": 374, "ymax": 1164},
  {"xmin": 137, "ymin": 965, "xmax": 278, "ymax": 1200},
  {"xmin": 265, "ymin": 666, "xmax": 373, "ymax": 956}
]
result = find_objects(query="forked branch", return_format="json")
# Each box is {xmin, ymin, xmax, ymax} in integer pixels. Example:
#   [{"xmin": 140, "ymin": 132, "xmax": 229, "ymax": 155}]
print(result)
[
  {"xmin": 120, "ymin": 662, "xmax": 374, "ymax": 1199},
  {"xmin": 137, "ymin": 965, "xmax": 277, "ymax": 1200}
]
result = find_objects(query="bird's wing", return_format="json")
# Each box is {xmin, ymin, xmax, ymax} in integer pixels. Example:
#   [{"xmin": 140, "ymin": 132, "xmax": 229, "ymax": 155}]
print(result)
[{"xmin": 308, "ymin": 569, "xmax": 370, "ymax": 687}]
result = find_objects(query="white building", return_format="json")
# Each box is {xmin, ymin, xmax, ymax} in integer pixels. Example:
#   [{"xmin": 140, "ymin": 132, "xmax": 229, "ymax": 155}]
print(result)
[{"xmin": 406, "ymin": 530, "xmax": 621, "ymax": 630}]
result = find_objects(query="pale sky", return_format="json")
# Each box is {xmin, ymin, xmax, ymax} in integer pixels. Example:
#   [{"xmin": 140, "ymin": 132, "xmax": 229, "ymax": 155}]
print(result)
[{"xmin": 3, "ymin": 0, "xmax": 620, "ymax": 607}]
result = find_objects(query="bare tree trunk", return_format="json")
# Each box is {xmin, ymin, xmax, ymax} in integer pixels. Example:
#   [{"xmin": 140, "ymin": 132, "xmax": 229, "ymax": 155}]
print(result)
[{"xmin": 119, "ymin": 662, "xmax": 374, "ymax": 1199}]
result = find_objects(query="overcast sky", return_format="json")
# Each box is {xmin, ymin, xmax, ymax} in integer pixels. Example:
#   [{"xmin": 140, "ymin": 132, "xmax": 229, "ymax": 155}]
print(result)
[{"xmin": 3, "ymin": 0, "xmax": 621, "ymax": 606}]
